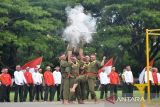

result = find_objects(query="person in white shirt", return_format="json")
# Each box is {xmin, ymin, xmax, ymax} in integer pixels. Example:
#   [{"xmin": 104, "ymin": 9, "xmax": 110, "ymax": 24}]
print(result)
[
  {"xmin": 121, "ymin": 68, "xmax": 127, "ymax": 97},
  {"xmin": 14, "ymin": 65, "xmax": 27, "ymax": 102},
  {"xmin": 53, "ymin": 66, "xmax": 61, "ymax": 101},
  {"xmin": 99, "ymin": 68, "xmax": 110, "ymax": 99},
  {"xmin": 124, "ymin": 66, "xmax": 134, "ymax": 97},
  {"xmin": 144, "ymin": 67, "xmax": 154, "ymax": 84},
  {"xmin": 157, "ymin": 71, "xmax": 160, "ymax": 98},
  {"xmin": 38, "ymin": 68, "xmax": 44, "ymax": 100},
  {"xmin": 32, "ymin": 67, "xmax": 42, "ymax": 101},
  {"xmin": 144, "ymin": 67, "xmax": 154, "ymax": 99},
  {"xmin": 157, "ymin": 71, "xmax": 160, "ymax": 84}
]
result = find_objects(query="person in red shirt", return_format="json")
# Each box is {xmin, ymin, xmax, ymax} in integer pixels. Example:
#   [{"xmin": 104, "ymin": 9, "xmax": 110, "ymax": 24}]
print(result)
[
  {"xmin": 23, "ymin": 67, "xmax": 34, "ymax": 102},
  {"xmin": 44, "ymin": 66, "xmax": 55, "ymax": 101},
  {"xmin": 108, "ymin": 67, "xmax": 120, "ymax": 100},
  {"xmin": 152, "ymin": 67, "xmax": 159, "ymax": 98},
  {"xmin": 0, "ymin": 70, "xmax": 2, "ymax": 102},
  {"xmin": 0, "ymin": 68, "xmax": 12, "ymax": 102}
]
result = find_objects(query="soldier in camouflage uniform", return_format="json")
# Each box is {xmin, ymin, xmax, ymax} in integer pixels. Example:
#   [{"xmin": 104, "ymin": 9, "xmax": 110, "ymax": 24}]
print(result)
[
  {"xmin": 59, "ymin": 54, "xmax": 72, "ymax": 104},
  {"xmin": 69, "ymin": 55, "xmax": 85, "ymax": 104},
  {"xmin": 70, "ymin": 54, "xmax": 106, "ymax": 102}
]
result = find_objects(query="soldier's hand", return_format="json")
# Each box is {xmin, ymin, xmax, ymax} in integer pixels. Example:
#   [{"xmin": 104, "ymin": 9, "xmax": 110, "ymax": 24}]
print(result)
[{"xmin": 103, "ymin": 56, "xmax": 106, "ymax": 60}]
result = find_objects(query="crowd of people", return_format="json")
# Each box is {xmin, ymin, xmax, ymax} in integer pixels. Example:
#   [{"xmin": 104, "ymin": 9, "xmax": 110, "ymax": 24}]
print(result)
[
  {"xmin": 0, "ymin": 65, "xmax": 61, "ymax": 102},
  {"xmin": 0, "ymin": 54, "xmax": 160, "ymax": 104}
]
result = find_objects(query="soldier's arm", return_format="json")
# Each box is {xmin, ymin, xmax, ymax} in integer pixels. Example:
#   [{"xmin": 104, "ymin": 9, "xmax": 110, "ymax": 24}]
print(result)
[
  {"xmin": 96, "ymin": 61, "xmax": 102, "ymax": 69},
  {"xmin": 100, "ymin": 56, "xmax": 106, "ymax": 66},
  {"xmin": 60, "ymin": 60, "xmax": 72, "ymax": 67}
]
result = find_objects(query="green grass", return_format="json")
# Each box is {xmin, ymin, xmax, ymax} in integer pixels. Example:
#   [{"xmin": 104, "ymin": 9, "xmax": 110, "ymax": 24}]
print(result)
[{"xmin": 9, "ymin": 90, "xmax": 141, "ymax": 102}]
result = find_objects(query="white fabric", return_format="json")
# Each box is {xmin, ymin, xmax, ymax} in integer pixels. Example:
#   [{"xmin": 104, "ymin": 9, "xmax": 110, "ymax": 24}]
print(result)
[
  {"xmin": 144, "ymin": 70, "xmax": 154, "ymax": 83},
  {"xmin": 124, "ymin": 71, "xmax": 134, "ymax": 83},
  {"xmin": 139, "ymin": 68, "xmax": 145, "ymax": 84},
  {"xmin": 32, "ymin": 72, "xmax": 42, "ymax": 85},
  {"xmin": 14, "ymin": 70, "xmax": 27, "ymax": 85},
  {"xmin": 99, "ymin": 72, "xmax": 110, "ymax": 84},
  {"xmin": 157, "ymin": 73, "xmax": 160, "ymax": 83},
  {"xmin": 122, "ymin": 71, "xmax": 126, "ymax": 82},
  {"xmin": 104, "ymin": 66, "xmax": 112, "ymax": 74},
  {"xmin": 53, "ymin": 71, "xmax": 62, "ymax": 84}
]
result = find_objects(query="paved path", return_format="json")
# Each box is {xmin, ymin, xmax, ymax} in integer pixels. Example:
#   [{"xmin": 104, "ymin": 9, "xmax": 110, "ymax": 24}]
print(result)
[{"xmin": 0, "ymin": 101, "xmax": 158, "ymax": 107}]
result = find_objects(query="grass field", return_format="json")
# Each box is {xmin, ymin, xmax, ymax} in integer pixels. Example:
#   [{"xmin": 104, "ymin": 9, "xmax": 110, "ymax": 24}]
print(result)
[{"xmin": 9, "ymin": 90, "xmax": 142, "ymax": 102}]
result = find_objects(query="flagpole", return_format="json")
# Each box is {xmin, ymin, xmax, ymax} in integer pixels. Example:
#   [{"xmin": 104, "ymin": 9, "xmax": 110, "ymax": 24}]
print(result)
[{"xmin": 146, "ymin": 29, "xmax": 150, "ymax": 103}]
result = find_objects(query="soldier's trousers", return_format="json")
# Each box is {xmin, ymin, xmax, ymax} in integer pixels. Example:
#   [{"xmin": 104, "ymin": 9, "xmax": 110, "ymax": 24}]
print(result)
[
  {"xmin": 79, "ymin": 79, "xmax": 87, "ymax": 100},
  {"xmin": 63, "ymin": 78, "xmax": 70, "ymax": 100},
  {"xmin": 74, "ymin": 75, "xmax": 96, "ymax": 100},
  {"xmin": 87, "ymin": 78, "xmax": 96, "ymax": 99},
  {"xmin": 69, "ymin": 77, "xmax": 82, "ymax": 101}
]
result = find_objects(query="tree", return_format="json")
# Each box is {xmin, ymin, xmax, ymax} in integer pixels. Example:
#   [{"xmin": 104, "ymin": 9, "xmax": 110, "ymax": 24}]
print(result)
[{"xmin": 91, "ymin": 0, "xmax": 160, "ymax": 76}]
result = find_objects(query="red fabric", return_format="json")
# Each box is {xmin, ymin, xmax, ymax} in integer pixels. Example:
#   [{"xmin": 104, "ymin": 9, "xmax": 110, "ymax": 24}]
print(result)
[
  {"xmin": 149, "ymin": 59, "xmax": 154, "ymax": 66},
  {"xmin": 152, "ymin": 71, "xmax": 158, "ymax": 84},
  {"xmin": 24, "ymin": 71, "xmax": 33, "ymax": 84},
  {"xmin": 21, "ymin": 57, "xmax": 43, "ymax": 70},
  {"xmin": 1, "ymin": 73, "xmax": 12, "ymax": 86},
  {"xmin": 98, "ymin": 58, "xmax": 113, "ymax": 78},
  {"xmin": 44, "ymin": 71, "xmax": 54, "ymax": 86},
  {"xmin": 108, "ymin": 71, "xmax": 119, "ymax": 85}
]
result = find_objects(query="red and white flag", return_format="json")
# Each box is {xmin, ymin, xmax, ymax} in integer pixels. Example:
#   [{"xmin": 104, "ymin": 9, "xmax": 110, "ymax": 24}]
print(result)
[
  {"xmin": 21, "ymin": 57, "xmax": 43, "ymax": 72},
  {"xmin": 98, "ymin": 58, "xmax": 113, "ymax": 78},
  {"xmin": 139, "ymin": 59, "xmax": 154, "ymax": 84}
]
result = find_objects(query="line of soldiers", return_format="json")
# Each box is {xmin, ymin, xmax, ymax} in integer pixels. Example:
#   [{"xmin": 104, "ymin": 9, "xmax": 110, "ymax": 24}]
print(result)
[
  {"xmin": 59, "ymin": 53, "xmax": 106, "ymax": 104},
  {"xmin": 0, "ymin": 65, "xmax": 62, "ymax": 102}
]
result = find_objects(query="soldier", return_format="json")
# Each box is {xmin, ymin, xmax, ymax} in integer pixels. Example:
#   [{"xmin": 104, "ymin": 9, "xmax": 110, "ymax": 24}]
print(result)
[
  {"xmin": 78, "ymin": 55, "xmax": 89, "ymax": 102},
  {"xmin": 0, "ymin": 68, "xmax": 12, "ymax": 102},
  {"xmin": 69, "ymin": 55, "xmax": 85, "ymax": 104},
  {"xmin": 85, "ymin": 54, "xmax": 105, "ymax": 102},
  {"xmin": 59, "ymin": 54, "xmax": 72, "ymax": 104},
  {"xmin": 71, "ymin": 54, "xmax": 106, "ymax": 103}
]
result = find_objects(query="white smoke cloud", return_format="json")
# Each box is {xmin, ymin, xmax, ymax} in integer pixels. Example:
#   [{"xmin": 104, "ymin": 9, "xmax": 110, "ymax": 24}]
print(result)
[{"xmin": 62, "ymin": 5, "xmax": 97, "ymax": 48}]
